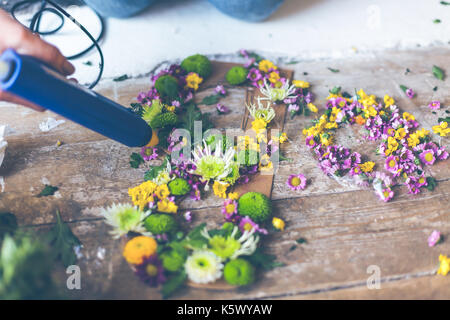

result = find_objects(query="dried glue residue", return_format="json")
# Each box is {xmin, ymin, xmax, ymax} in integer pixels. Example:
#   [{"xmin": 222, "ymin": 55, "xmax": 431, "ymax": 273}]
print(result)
[{"xmin": 39, "ymin": 117, "xmax": 65, "ymax": 132}]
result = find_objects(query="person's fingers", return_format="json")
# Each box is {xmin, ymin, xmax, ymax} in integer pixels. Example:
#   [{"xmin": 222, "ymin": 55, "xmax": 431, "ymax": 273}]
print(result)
[
  {"xmin": 0, "ymin": 90, "xmax": 45, "ymax": 111},
  {"xmin": 0, "ymin": 10, "xmax": 75, "ymax": 76}
]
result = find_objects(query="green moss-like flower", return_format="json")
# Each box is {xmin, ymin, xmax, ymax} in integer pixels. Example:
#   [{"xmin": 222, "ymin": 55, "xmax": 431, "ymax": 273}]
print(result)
[
  {"xmin": 142, "ymin": 100, "xmax": 163, "ymax": 125},
  {"xmin": 154, "ymin": 75, "xmax": 179, "ymax": 100},
  {"xmin": 237, "ymin": 149, "xmax": 259, "ymax": 166},
  {"xmin": 205, "ymin": 134, "xmax": 233, "ymax": 153},
  {"xmin": 224, "ymin": 162, "xmax": 240, "ymax": 185},
  {"xmin": 143, "ymin": 213, "xmax": 177, "ymax": 235},
  {"xmin": 238, "ymin": 192, "xmax": 272, "ymax": 223},
  {"xmin": 180, "ymin": 54, "xmax": 212, "ymax": 78},
  {"xmin": 223, "ymin": 258, "xmax": 255, "ymax": 286},
  {"xmin": 226, "ymin": 66, "xmax": 248, "ymax": 85},
  {"xmin": 168, "ymin": 178, "xmax": 191, "ymax": 196},
  {"xmin": 161, "ymin": 248, "xmax": 187, "ymax": 272},
  {"xmin": 209, "ymin": 235, "xmax": 241, "ymax": 260},
  {"xmin": 149, "ymin": 112, "xmax": 178, "ymax": 129}
]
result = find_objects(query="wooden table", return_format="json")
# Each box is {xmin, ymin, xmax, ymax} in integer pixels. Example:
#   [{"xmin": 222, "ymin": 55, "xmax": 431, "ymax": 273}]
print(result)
[{"xmin": 0, "ymin": 47, "xmax": 449, "ymax": 299}]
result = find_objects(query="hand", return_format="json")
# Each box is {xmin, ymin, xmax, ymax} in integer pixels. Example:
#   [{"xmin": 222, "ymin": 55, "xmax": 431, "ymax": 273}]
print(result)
[{"xmin": 0, "ymin": 9, "xmax": 75, "ymax": 111}]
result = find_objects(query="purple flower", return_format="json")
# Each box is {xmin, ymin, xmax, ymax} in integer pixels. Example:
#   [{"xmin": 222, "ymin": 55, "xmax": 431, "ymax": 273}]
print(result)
[
  {"xmin": 244, "ymin": 58, "xmax": 256, "ymax": 68},
  {"xmin": 140, "ymin": 146, "xmax": 158, "ymax": 161},
  {"xmin": 288, "ymin": 104, "xmax": 300, "ymax": 113},
  {"xmin": 385, "ymin": 155, "xmax": 399, "ymax": 173},
  {"xmin": 419, "ymin": 149, "xmax": 435, "ymax": 165},
  {"xmin": 216, "ymin": 103, "xmax": 230, "ymax": 114},
  {"xmin": 305, "ymin": 135, "xmax": 317, "ymax": 149},
  {"xmin": 405, "ymin": 88, "xmax": 415, "ymax": 99},
  {"xmin": 428, "ymin": 100, "xmax": 440, "ymax": 110},
  {"xmin": 287, "ymin": 174, "xmax": 307, "ymax": 190},
  {"xmin": 428, "ymin": 230, "xmax": 441, "ymax": 247},
  {"xmin": 247, "ymin": 68, "xmax": 263, "ymax": 82},
  {"xmin": 134, "ymin": 254, "xmax": 166, "ymax": 287},
  {"xmin": 239, "ymin": 216, "xmax": 268, "ymax": 235},
  {"xmin": 221, "ymin": 199, "xmax": 238, "ymax": 221},
  {"xmin": 184, "ymin": 211, "xmax": 192, "ymax": 222},
  {"xmin": 215, "ymin": 85, "xmax": 227, "ymax": 96},
  {"xmin": 378, "ymin": 188, "xmax": 394, "ymax": 202},
  {"xmin": 239, "ymin": 49, "xmax": 249, "ymax": 58}
]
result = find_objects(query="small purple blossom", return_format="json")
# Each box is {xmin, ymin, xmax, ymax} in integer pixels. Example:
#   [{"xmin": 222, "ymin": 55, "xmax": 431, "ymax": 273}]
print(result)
[
  {"xmin": 405, "ymin": 88, "xmax": 415, "ymax": 99},
  {"xmin": 287, "ymin": 174, "xmax": 307, "ymax": 191},
  {"xmin": 247, "ymin": 68, "xmax": 263, "ymax": 82},
  {"xmin": 140, "ymin": 146, "xmax": 158, "ymax": 161},
  {"xmin": 428, "ymin": 100, "xmax": 440, "ymax": 110},
  {"xmin": 428, "ymin": 230, "xmax": 441, "ymax": 247},
  {"xmin": 216, "ymin": 103, "xmax": 230, "ymax": 114},
  {"xmin": 221, "ymin": 199, "xmax": 238, "ymax": 221},
  {"xmin": 215, "ymin": 85, "xmax": 227, "ymax": 96},
  {"xmin": 378, "ymin": 188, "xmax": 394, "ymax": 202},
  {"xmin": 419, "ymin": 149, "xmax": 436, "ymax": 165},
  {"xmin": 239, "ymin": 216, "xmax": 268, "ymax": 235},
  {"xmin": 134, "ymin": 254, "xmax": 166, "ymax": 287},
  {"xmin": 184, "ymin": 211, "xmax": 192, "ymax": 222}
]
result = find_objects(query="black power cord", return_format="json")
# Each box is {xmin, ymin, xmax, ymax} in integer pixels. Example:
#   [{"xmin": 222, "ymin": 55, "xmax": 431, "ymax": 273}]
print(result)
[{"xmin": 11, "ymin": 0, "xmax": 105, "ymax": 89}]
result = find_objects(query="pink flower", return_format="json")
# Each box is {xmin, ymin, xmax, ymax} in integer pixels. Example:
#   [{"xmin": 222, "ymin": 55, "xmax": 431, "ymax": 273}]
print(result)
[
  {"xmin": 428, "ymin": 100, "xmax": 440, "ymax": 110},
  {"xmin": 378, "ymin": 188, "xmax": 394, "ymax": 202},
  {"xmin": 184, "ymin": 211, "xmax": 192, "ymax": 222},
  {"xmin": 405, "ymin": 88, "xmax": 415, "ymax": 99},
  {"xmin": 385, "ymin": 155, "xmax": 399, "ymax": 173},
  {"xmin": 239, "ymin": 216, "xmax": 268, "ymax": 235},
  {"xmin": 215, "ymin": 85, "xmax": 227, "ymax": 95},
  {"xmin": 287, "ymin": 174, "xmax": 307, "ymax": 190},
  {"xmin": 140, "ymin": 146, "xmax": 158, "ymax": 161},
  {"xmin": 216, "ymin": 103, "xmax": 230, "ymax": 114},
  {"xmin": 305, "ymin": 135, "xmax": 317, "ymax": 149},
  {"xmin": 427, "ymin": 230, "xmax": 441, "ymax": 247},
  {"xmin": 221, "ymin": 199, "xmax": 238, "ymax": 221},
  {"xmin": 419, "ymin": 149, "xmax": 435, "ymax": 165}
]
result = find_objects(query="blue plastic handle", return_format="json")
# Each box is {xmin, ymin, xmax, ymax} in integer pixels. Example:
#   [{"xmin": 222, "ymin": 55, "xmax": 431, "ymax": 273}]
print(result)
[{"xmin": 0, "ymin": 49, "xmax": 152, "ymax": 147}]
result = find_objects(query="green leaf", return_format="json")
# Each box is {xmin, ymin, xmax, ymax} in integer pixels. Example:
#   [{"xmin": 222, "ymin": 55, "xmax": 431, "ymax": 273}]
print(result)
[
  {"xmin": 329, "ymin": 86, "xmax": 341, "ymax": 94},
  {"xmin": 83, "ymin": 61, "xmax": 93, "ymax": 66},
  {"xmin": 129, "ymin": 152, "xmax": 144, "ymax": 168},
  {"xmin": 286, "ymin": 60, "xmax": 299, "ymax": 65},
  {"xmin": 201, "ymin": 94, "xmax": 220, "ymax": 105},
  {"xmin": 37, "ymin": 185, "xmax": 58, "ymax": 197},
  {"xmin": 433, "ymin": 19, "xmax": 441, "ymax": 24},
  {"xmin": 43, "ymin": 211, "xmax": 81, "ymax": 267},
  {"xmin": 182, "ymin": 223, "xmax": 208, "ymax": 250},
  {"xmin": 0, "ymin": 213, "xmax": 18, "ymax": 240},
  {"xmin": 441, "ymin": 1, "xmax": 450, "ymax": 5},
  {"xmin": 247, "ymin": 248, "xmax": 285, "ymax": 271},
  {"xmin": 399, "ymin": 84, "xmax": 408, "ymax": 93},
  {"xmin": 433, "ymin": 86, "xmax": 438, "ymax": 91},
  {"xmin": 327, "ymin": 67, "xmax": 340, "ymax": 73},
  {"xmin": 438, "ymin": 116, "xmax": 450, "ymax": 124},
  {"xmin": 162, "ymin": 270, "xmax": 186, "ymax": 299},
  {"xmin": 432, "ymin": 65, "xmax": 445, "ymax": 80},
  {"xmin": 179, "ymin": 102, "xmax": 211, "ymax": 135},
  {"xmin": 144, "ymin": 157, "xmax": 169, "ymax": 181},
  {"xmin": 426, "ymin": 177, "xmax": 437, "ymax": 191},
  {"xmin": 296, "ymin": 237, "xmax": 307, "ymax": 244},
  {"xmin": 113, "ymin": 74, "xmax": 129, "ymax": 82},
  {"xmin": 279, "ymin": 153, "xmax": 292, "ymax": 162}
]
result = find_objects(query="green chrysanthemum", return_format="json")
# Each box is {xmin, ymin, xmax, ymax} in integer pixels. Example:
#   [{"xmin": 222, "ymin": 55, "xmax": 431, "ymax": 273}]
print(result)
[
  {"xmin": 154, "ymin": 75, "xmax": 179, "ymax": 100},
  {"xmin": 208, "ymin": 235, "xmax": 241, "ymax": 260},
  {"xmin": 185, "ymin": 250, "xmax": 223, "ymax": 284},
  {"xmin": 238, "ymin": 192, "xmax": 272, "ymax": 223},
  {"xmin": 223, "ymin": 258, "xmax": 255, "ymax": 286},
  {"xmin": 226, "ymin": 66, "xmax": 248, "ymax": 85},
  {"xmin": 168, "ymin": 178, "xmax": 191, "ymax": 196},
  {"xmin": 143, "ymin": 213, "xmax": 177, "ymax": 235},
  {"xmin": 149, "ymin": 112, "xmax": 178, "ymax": 129},
  {"xmin": 180, "ymin": 54, "xmax": 212, "ymax": 78},
  {"xmin": 224, "ymin": 162, "xmax": 240, "ymax": 185},
  {"xmin": 142, "ymin": 100, "xmax": 162, "ymax": 125},
  {"xmin": 101, "ymin": 203, "xmax": 150, "ymax": 239}
]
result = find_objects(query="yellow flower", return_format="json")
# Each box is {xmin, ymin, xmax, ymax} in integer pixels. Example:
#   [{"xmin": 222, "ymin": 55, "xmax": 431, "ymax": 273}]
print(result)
[
  {"xmin": 166, "ymin": 105, "xmax": 176, "ymax": 112},
  {"xmin": 402, "ymin": 112, "xmax": 415, "ymax": 122},
  {"xmin": 407, "ymin": 133, "xmax": 420, "ymax": 148},
  {"xmin": 437, "ymin": 254, "xmax": 450, "ymax": 276},
  {"xmin": 307, "ymin": 103, "xmax": 318, "ymax": 113},
  {"xmin": 357, "ymin": 89, "xmax": 368, "ymax": 100},
  {"xmin": 359, "ymin": 161, "xmax": 375, "ymax": 173},
  {"xmin": 128, "ymin": 181, "xmax": 158, "ymax": 210},
  {"xmin": 292, "ymin": 80, "xmax": 310, "ymax": 88},
  {"xmin": 394, "ymin": 128, "xmax": 407, "ymax": 140},
  {"xmin": 185, "ymin": 72, "xmax": 203, "ymax": 91},
  {"xmin": 363, "ymin": 106, "xmax": 377, "ymax": 118},
  {"xmin": 416, "ymin": 128, "xmax": 429, "ymax": 138},
  {"xmin": 433, "ymin": 121, "xmax": 450, "ymax": 137},
  {"xmin": 272, "ymin": 217, "xmax": 285, "ymax": 231},
  {"xmin": 228, "ymin": 192, "xmax": 239, "ymax": 200},
  {"xmin": 268, "ymin": 71, "xmax": 280, "ymax": 84},
  {"xmin": 258, "ymin": 59, "xmax": 277, "ymax": 73},
  {"xmin": 251, "ymin": 119, "xmax": 267, "ymax": 133},
  {"xmin": 384, "ymin": 95, "xmax": 395, "ymax": 107},
  {"xmin": 213, "ymin": 180, "xmax": 229, "ymax": 198},
  {"xmin": 325, "ymin": 122, "xmax": 338, "ymax": 129},
  {"xmin": 279, "ymin": 132, "xmax": 288, "ymax": 144},
  {"xmin": 155, "ymin": 184, "xmax": 170, "ymax": 200},
  {"xmin": 157, "ymin": 198, "xmax": 178, "ymax": 214},
  {"xmin": 123, "ymin": 236, "xmax": 157, "ymax": 265}
]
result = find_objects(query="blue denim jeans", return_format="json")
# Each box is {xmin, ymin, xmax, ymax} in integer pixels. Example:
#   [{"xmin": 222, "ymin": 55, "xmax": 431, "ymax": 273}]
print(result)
[{"xmin": 83, "ymin": 0, "xmax": 285, "ymax": 22}]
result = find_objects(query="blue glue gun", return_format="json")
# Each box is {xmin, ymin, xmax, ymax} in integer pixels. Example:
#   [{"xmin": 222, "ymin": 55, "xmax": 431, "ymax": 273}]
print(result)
[{"xmin": 0, "ymin": 49, "xmax": 152, "ymax": 147}]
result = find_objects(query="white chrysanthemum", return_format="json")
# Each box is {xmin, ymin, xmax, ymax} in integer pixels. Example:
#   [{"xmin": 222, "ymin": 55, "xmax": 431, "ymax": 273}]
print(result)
[
  {"xmin": 192, "ymin": 140, "xmax": 235, "ymax": 188},
  {"xmin": 185, "ymin": 250, "xmax": 223, "ymax": 284},
  {"xmin": 152, "ymin": 160, "xmax": 172, "ymax": 185},
  {"xmin": 101, "ymin": 203, "xmax": 150, "ymax": 239},
  {"xmin": 246, "ymin": 96, "xmax": 276, "ymax": 123},
  {"xmin": 259, "ymin": 79, "xmax": 297, "ymax": 102}
]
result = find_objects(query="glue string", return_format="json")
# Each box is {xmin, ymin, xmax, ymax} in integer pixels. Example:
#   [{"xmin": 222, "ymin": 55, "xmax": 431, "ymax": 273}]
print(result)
[{"xmin": 10, "ymin": 0, "xmax": 105, "ymax": 89}]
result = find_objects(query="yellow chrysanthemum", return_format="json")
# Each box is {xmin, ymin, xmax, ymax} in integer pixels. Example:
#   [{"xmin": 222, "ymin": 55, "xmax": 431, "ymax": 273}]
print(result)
[
  {"xmin": 433, "ymin": 121, "xmax": 450, "ymax": 137},
  {"xmin": 279, "ymin": 132, "xmax": 288, "ymax": 144},
  {"xmin": 155, "ymin": 184, "xmax": 170, "ymax": 200},
  {"xmin": 157, "ymin": 198, "xmax": 178, "ymax": 214},
  {"xmin": 128, "ymin": 181, "xmax": 158, "ymax": 210},
  {"xmin": 185, "ymin": 72, "xmax": 203, "ymax": 91},
  {"xmin": 307, "ymin": 103, "xmax": 318, "ymax": 113},
  {"xmin": 213, "ymin": 180, "xmax": 229, "ymax": 199},
  {"xmin": 384, "ymin": 95, "xmax": 395, "ymax": 107},
  {"xmin": 292, "ymin": 80, "xmax": 310, "ymax": 88},
  {"xmin": 123, "ymin": 236, "xmax": 157, "ymax": 265},
  {"xmin": 258, "ymin": 59, "xmax": 277, "ymax": 73},
  {"xmin": 359, "ymin": 161, "xmax": 375, "ymax": 173},
  {"xmin": 251, "ymin": 118, "xmax": 268, "ymax": 133},
  {"xmin": 272, "ymin": 217, "xmax": 285, "ymax": 231},
  {"xmin": 437, "ymin": 254, "xmax": 450, "ymax": 276},
  {"xmin": 268, "ymin": 71, "xmax": 280, "ymax": 84},
  {"xmin": 407, "ymin": 133, "xmax": 420, "ymax": 148},
  {"xmin": 394, "ymin": 128, "xmax": 407, "ymax": 140},
  {"xmin": 228, "ymin": 192, "xmax": 239, "ymax": 200},
  {"xmin": 402, "ymin": 112, "xmax": 415, "ymax": 122}
]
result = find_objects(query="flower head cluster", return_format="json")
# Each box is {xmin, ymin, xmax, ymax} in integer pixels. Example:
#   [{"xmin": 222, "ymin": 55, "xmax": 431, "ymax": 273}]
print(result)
[
  {"xmin": 128, "ymin": 180, "xmax": 178, "ymax": 214},
  {"xmin": 101, "ymin": 203, "xmax": 150, "ymax": 239}
]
